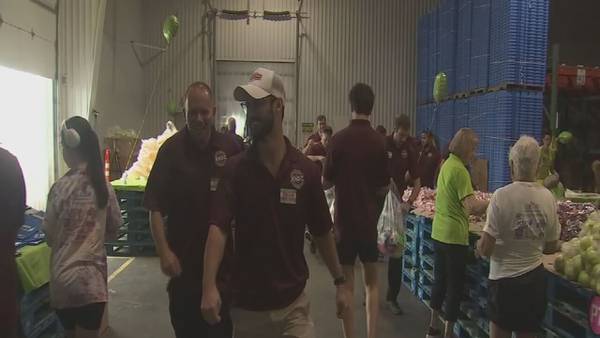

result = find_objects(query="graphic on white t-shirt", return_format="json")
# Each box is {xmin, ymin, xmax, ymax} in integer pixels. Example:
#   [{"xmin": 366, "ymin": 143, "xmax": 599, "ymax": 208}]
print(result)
[{"xmin": 512, "ymin": 201, "xmax": 548, "ymax": 240}]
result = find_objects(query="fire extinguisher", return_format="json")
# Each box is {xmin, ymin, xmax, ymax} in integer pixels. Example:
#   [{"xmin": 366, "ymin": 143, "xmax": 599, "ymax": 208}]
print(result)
[{"xmin": 104, "ymin": 148, "xmax": 110, "ymax": 181}]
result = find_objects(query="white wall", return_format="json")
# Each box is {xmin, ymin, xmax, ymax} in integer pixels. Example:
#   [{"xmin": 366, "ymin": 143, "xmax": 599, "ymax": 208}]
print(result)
[
  {"xmin": 94, "ymin": 0, "xmax": 146, "ymax": 145},
  {"xmin": 0, "ymin": 0, "xmax": 56, "ymax": 78}
]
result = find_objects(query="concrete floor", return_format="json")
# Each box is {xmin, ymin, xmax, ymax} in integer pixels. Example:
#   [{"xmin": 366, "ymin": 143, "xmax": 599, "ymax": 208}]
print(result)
[{"xmin": 104, "ymin": 248, "xmax": 430, "ymax": 338}]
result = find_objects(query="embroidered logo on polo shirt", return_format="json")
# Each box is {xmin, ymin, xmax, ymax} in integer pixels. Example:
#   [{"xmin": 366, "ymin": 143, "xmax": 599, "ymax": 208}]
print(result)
[
  {"xmin": 215, "ymin": 150, "xmax": 227, "ymax": 167},
  {"xmin": 427, "ymin": 152, "xmax": 433, "ymax": 158},
  {"xmin": 401, "ymin": 150, "xmax": 408, "ymax": 159},
  {"xmin": 290, "ymin": 169, "xmax": 305, "ymax": 189}
]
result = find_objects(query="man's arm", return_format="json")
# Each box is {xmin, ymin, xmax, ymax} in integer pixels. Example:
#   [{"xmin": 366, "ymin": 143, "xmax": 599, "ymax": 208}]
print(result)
[
  {"xmin": 462, "ymin": 195, "xmax": 489, "ymax": 216},
  {"xmin": 150, "ymin": 211, "xmax": 181, "ymax": 277},
  {"xmin": 201, "ymin": 225, "xmax": 228, "ymax": 324},
  {"xmin": 407, "ymin": 178, "xmax": 421, "ymax": 205}
]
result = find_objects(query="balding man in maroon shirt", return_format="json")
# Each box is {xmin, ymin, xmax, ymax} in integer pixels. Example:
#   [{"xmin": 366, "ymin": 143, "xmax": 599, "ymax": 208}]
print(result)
[
  {"xmin": 201, "ymin": 68, "xmax": 349, "ymax": 338},
  {"xmin": 323, "ymin": 83, "xmax": 390, "ymax": 338}
]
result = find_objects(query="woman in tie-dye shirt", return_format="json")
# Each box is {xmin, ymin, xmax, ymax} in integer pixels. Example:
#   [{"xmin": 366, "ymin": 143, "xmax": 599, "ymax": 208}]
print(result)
[{"xmin": 44, "ymin": 117, "xmax": 121, "ymax": 338}]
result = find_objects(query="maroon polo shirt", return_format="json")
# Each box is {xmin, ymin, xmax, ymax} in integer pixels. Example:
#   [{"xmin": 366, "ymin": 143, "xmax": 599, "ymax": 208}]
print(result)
[
  {"xmin": 144, "ymin": 128, "xmax": 241, "ymax": 286},
  {"xmin": 305, "ymin": 142, "xmax": 327, "ymax": 172},
  {"xmin": 418, "ymin": 145, "xmax": 441, "ymax": 189},
  {"xmin": 210, "ymin": 138, "xmax": 332, "ymax": 311},
  {"xmin": 323, "ymin": 119, "xmax": 389, "ymax": 244},
  {"xmin": 304, "ymin": 132, "xmax": 321, "ymax": 146},
  {"xmin": 386, "ymin": 135, "xmax": 421, "ymax": 196},
  {"xmin": 0, "ymin": 148, "xmax": 25, "ymax": 337}
]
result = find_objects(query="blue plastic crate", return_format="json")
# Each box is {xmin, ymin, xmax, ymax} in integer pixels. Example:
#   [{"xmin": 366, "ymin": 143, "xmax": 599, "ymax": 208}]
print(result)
[
  {"xmin": 417, "ymin": 283, "xmax": 433, "ymax": 303},
  {"xmin": 402, "ymin": 271, "xmax": 419, "ymax": 294},
  {"xmin": 489, "ymin": 0, "xmax": 549, "ymax": 87}
]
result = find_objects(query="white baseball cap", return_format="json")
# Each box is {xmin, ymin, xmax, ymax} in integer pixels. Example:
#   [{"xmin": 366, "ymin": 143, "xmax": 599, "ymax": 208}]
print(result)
[{"xmin": 234, "ymin": 67, "xmax": 286, "ymax": 101}]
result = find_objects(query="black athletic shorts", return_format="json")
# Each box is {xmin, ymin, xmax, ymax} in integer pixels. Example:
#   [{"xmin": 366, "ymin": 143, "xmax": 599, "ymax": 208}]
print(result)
[
  {"xmin": 488, "ymin": 264, "xmax": 547, "ymax": 332},
  {"xmin": 56, "ymin": 302, "xmax": 106, "ymax": 331},
  {"xmin": 337, "ymin": 239, "xmax": 379, "ymax": 265}
]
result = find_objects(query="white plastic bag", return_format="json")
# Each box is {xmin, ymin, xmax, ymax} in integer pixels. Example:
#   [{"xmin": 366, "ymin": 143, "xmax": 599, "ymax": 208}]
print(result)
[
  {"xmin": 324, "ymin": 187, "xmax": 335, "ymax": 222},
  {"xmin": 377, "ymin": 191, "xmax": 406, "ymax": 258}
]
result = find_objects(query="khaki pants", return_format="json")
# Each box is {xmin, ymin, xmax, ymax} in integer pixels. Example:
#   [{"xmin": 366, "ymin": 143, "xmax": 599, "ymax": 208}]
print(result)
[{"xmin": 231, "ymin": 292, "xmax": 315, "ymax": 338}]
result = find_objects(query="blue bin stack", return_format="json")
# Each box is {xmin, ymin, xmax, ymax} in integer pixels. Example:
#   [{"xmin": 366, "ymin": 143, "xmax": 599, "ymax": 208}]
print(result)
[
  {"xmin": 456, "ymin": 0, "xmax": 472, "ymax": 93},
  {"xmin": 417, "ymin": 15, "xmax": 430, "ymax": 104},
  {"xmin": 416, "ymin": 0, "xmax": 547, "ymax": 192},
  {"xmin": 439, "ymin": 0, "xmax": 458, "ymax": 95},
  {"xmin": 469, "ymin": 0, "xmax": 491, "ymax": 90},
  {"xmin": 489, "ymin": 0, "xmax": 549, "ymax": 87}
]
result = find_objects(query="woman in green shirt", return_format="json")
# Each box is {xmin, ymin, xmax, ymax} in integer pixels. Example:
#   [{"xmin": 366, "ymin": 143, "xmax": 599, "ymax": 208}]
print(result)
[{"xmin": 426, "ymin": 129, "xmax": 489, "ymax": 338}]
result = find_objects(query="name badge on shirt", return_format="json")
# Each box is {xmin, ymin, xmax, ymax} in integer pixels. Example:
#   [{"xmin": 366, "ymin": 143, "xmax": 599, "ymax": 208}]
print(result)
[
  {"xmin": 280, "ymin": 188, "xmax": 297, "ymax": 205},
  {"xmin": 210, "ymin": 178, "xmax": 219, "ymax": 192}
]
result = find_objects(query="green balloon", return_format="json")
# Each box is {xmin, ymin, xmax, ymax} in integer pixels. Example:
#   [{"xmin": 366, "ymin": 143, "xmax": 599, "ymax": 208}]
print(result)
[
  {"xmin": 163, "ymin": 15, "xmax": 180, "ymax": 44},
  {"xmin": 433, "ymin": 72, "xmax": 448, "ymax": 103},
  {"xmin": 167, "ymin": 100, "xmax": 178, "ymax": 114},
  {"xmin": 558, "ymin": 131, "xmax": 573, "ymax": 144}
]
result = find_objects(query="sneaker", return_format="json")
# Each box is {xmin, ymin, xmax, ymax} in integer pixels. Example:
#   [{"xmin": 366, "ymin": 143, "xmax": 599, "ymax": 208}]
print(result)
[
  {"xmin": 425, "ymin": 327, "xmax": 442, "ymax": 338},
  {"xmin": 386, "ymin": 300, "xmax": 404, "ymax": 315}
]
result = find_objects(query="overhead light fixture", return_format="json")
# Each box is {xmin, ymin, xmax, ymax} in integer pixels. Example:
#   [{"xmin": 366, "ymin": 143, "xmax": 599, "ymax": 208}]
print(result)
[
  {"xmin": 263, "ymin": 10, "xmax": 292, "ymax": 21},
  {"xmin": 219, "ymin": 9, "xmax": 250, "ymax": 21}
]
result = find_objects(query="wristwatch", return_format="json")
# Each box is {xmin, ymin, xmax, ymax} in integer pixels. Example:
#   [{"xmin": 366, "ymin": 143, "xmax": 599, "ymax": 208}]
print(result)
[{"xmin": 334, "ymin": 276, "xmax": 346, "ymax": 286}]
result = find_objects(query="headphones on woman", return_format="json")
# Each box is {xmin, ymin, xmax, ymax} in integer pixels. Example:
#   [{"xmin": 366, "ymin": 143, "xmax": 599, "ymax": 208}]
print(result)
[{"xmin": 61, "ymin": 120, "xmax": 81, "ymax": 148}]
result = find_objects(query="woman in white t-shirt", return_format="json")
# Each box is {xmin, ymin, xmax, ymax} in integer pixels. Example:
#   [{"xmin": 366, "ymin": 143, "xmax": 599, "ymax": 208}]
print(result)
[{"xmin": 476, "ymin": 136, "xmax": 561, "ymax": 338}]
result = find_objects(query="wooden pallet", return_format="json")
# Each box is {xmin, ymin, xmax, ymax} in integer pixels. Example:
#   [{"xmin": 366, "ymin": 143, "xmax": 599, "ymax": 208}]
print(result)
[{"xmin": 487, "ymin": 83, "xmax": 545, "ymax": 92}]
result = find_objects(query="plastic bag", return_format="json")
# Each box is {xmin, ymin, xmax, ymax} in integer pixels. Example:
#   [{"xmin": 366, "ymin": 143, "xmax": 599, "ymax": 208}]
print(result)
[
  {"xmin": 377, "ymin": 191, "xmax": 406, "ymax": 258},
  {"xmin": 325, "ymin": 187, "xmax": 335, "ymax": 222}
]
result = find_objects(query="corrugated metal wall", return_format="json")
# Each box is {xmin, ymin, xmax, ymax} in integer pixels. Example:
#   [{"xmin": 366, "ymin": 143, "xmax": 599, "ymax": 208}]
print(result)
[
  {"xmin": 142, "ymin": 0, "xmax": 438, "ymax": 140},
  {"xmin": 143, "ymin": 0, "xmax": 211, "ymax": 135}
]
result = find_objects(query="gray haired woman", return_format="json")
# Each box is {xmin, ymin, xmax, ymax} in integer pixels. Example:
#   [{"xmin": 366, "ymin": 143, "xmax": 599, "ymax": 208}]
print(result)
[{"xmin": 477, "ymin": 136, "xmax": 561, "ymax": 338}]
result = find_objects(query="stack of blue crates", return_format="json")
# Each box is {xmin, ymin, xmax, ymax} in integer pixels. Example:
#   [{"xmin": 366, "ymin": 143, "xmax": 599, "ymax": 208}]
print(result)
[
  {"xmin": 469, "ymin": 0, "xmax": 491, "ymax": 90},
  {"xmin": 428, "ymin": 10, "xmax": 439, "ymax": 103},
  {"xmin": 456, "ymin": 0, "xmax": 472, "ymax": 93},
  {"xmin": 438, "ymin": 0, "xmax": 458, "ymax": 96},
  {"xmin": 469, "ymin": 90, "xmax": 543, "ymax": 190},
  {"xmin": 437, "ymin": 101, "xmax": 456, "ymax": 149},
  {"xmin": 20, "ymin": 285, "xmax": 63, "ymax": 338},
  {"xmin": 402, "ymin": 215, "xmax": 421, "ymax": 294},
  {"xmin": 417, "ymin": 15, "xmax": 430, "ymax": 104},
  {"xmin": 489, "ymin": 0, "xmax": 549, "ymax": 87},
  {"xmin": 454, "ymin": 98, "xmax": 469, "ymax": 131}
]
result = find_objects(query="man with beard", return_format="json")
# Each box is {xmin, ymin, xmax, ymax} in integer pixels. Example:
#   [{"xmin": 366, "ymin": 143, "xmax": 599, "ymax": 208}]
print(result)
[
  {"xmin": 201, "ymin": 68, "xmax": 349, "ymax": 338},
  {"xmin": 144, "ymin": 82, "xmax": 241, "ymax": 338},
  {"xmin": 305, "ymin": 114, "xmax": 328, "ymax": 146},
  {"xmin": 323, "ymin": 83, "xmax": 390, "ymax": 338}
]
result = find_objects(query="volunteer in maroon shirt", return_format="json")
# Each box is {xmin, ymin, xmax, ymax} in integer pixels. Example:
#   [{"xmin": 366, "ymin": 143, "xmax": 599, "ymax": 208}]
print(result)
[
  {"xmin": 144, "ymin": 82, "xmax": 241, "ymax": 338},
  {"xmin": 323, "ymin": 83, "xmax": 390, "ymax": 338},
  {"xmin": 0, "ymin": 147, "xmax": 26, "ymax": 338},
  {"xmin": 303, "ymin": 125, "xmax": 332, "ymax": 173},
  {"xmin": 304, "ymin": 114, "xmax": 328, "ymax": 146},
  {"xmin": 226, "ymin": 116, "xmax": 245, "ymax": 149},
  {"xmin": 384, "ymin": 114, "xmax": 422, "ymax": 316},
  {"xmin": 201, "ymin": 68, "xmax": 349, "ymax": 338},
  {"xmin": 418, "ymin": 130, "xmax": 442, "ymax": 189}
]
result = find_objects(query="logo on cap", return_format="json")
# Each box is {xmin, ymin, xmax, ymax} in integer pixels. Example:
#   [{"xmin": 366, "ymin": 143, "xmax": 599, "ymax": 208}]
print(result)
[
  {"xmin": 215, "ymin": 150, "xmax": 227, "ymax": 167},
  {"xmin": 250, "ymin": 72, "xmax": 263, "ymax": 81},
  {"xmin": 290, "ymin": 169, "xmax": 305, "ymax": 190}
]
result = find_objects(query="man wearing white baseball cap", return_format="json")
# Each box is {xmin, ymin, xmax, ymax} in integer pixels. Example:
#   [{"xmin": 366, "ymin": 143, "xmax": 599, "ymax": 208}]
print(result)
[{"xmin": 201, "ymin": 67, "xmax": 350, "ymax": 338}]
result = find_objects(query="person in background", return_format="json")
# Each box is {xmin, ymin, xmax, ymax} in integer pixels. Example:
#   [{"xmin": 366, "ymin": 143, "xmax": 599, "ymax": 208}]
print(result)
[
  {"xmin": 305, "ymin": 114, "xmax": 328, "ymax": 146},
  {"xmin": 323, "ymin": 83, "xmax": 390, "ymax": 338},
  {"xmin": 303, "ymin": 125, "xmax": 333, "ymax": 169},
  {"xmin": 375, "ymin": 125, "xmax": 387, "ymax": 136},
  {"xmin": 220, "ymin": 125, "xmax": 228, "ymax": 134},
  {"xmin": 427, "ymin": 128, "xmax": 489, "ymax": 338},
  {"xmin": 476, "ymin": 136, "xmax": 561, "ymax": 338},
  {"xmin": 43, "ymin": 117, "xmax": 122, "ymax": 338},
  {"xmin": 201, "ymin": 68, "xmax": 349, "ymax": 338},
  {"xmin": 419, "ymin": 130, "xmax": 442, "ymax": 189},
  {"xmin": 593, "ymin": 160, "xmax": 600, "ymax": 193},
  {"xmin": 227, "ymin": 116, "xmax": 245, "ymax": 149},
  {"xmin": 385, "ymin": 114, "xmax": 421, "ymax": 315},
  {"xmin": 0, "ymin": 147, "xmax": 26, "ymax": 338},
  {"xmin": 144, "ymin": 82, "xmax": 241, "ymax": 338}
]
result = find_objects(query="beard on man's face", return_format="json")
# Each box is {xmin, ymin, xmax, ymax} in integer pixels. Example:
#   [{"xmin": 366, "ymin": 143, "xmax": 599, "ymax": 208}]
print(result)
[{"xmin": 248, "ymin": 112, "xmax": 274, "ymax": 142}]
